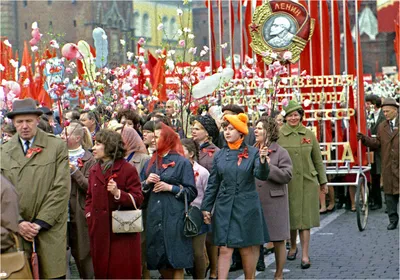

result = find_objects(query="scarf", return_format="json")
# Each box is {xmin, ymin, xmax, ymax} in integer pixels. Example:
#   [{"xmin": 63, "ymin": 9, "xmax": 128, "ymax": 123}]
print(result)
[
  {"xmin": 68, "ymin": 146, "xmax": 85, "ymax": 168},
  {"xmin": 227, "ymin": 137, "xmax": 244, "ymax": 150}
]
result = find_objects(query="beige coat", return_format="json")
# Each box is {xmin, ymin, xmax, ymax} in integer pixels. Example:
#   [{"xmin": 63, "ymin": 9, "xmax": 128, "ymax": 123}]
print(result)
[
  {"xmin": 362, "ymin": 118, "xmax": 399, "ymax": 195},
  {"xmin": 128, "ymin": 152, "xmax": 150, "ymax": 175},
  {"xmin": 1, "ymin": 128, "xmax": 71, "ymax": 279}
]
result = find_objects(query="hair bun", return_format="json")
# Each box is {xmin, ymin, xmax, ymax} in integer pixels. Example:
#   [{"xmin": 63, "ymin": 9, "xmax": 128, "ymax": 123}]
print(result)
[{"xmin": 237, "ymin": 113, "xmax": 248, "ymax": 123}]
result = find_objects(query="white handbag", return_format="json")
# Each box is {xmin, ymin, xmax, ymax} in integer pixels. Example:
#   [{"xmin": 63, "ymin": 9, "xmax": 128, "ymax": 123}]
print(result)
[{"xmin": 111, "ymin": 193, "xmax": 143, "ymax": 233}]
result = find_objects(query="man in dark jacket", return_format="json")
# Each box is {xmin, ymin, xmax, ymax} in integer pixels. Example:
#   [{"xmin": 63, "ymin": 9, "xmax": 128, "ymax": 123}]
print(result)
[
  {"xmin": 365, "ymin": 94, "xmax": 386, "ymax": 210},
  {"xmin": 358, "ymin": 98, "xmax": 399, "ymax": 230}
]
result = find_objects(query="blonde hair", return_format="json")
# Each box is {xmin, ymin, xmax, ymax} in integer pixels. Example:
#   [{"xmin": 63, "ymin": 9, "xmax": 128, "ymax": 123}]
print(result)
[{"xmin": 68, "ymin": 122, "xmax": 93, "ymax": 150}]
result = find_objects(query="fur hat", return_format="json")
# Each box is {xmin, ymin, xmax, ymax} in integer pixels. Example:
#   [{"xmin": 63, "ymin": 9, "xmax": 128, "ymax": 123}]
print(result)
[
  {"xmin": 195, "ymin": 115, "xmax": 219, "ymax": 143},
  {"xmin": 224, "ymin": 113, "xmax": 249, "ymax": 135},
  {"xmin": 6, "ymin": 98, "xmax": 43, "ymax": 119},
  {"xmin": 283, "ymin": 100, "xmax": 303, "ymax": 116}
]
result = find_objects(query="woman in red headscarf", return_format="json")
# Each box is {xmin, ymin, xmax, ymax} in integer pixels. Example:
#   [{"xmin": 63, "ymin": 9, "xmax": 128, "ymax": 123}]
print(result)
[{"xmin": 140, "ymin": 122, "xmax": 197, "ymax": 279}]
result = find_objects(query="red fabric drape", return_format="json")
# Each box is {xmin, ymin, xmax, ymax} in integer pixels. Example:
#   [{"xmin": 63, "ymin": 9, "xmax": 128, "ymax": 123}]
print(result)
[
  {"xmin": 229, "ymin": 0, "xmax": 235, "ymax": 71},
  {"xmin": 205, "ymin": 0, "xmax": 217, "ymax": 72}
]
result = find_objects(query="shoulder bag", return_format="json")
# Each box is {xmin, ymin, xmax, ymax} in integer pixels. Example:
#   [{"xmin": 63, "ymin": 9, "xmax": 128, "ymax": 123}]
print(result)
[
  {"xmin": 112, "ymin": 193, "xmax": 143, "ymax": 233},
  {"xmin": 184, "ymin": 192, "xmax": 203, "ymax": 237},
  {"xmin": 0, "ymin": 233, "xmax": 33, "ymax": 279}
]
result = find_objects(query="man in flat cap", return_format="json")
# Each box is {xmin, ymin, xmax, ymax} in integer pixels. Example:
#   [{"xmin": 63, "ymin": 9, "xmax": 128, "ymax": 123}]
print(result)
[
  {"xmin": 357, "ymin": 98, "xmax": 399, "ymax": 230},
  {"xmin": 1, "ymin": 98, "xmax": 70, "ymax": 278}
]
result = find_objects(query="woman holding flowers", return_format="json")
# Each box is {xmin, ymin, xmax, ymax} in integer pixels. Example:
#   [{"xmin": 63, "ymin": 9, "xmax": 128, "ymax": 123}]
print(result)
[
  {"xmin": 140, "ymin": 122, "xmax": 197, "ymax": 279},
  {"xmin": 85, "ymin": 129, "xmax": 144, "ymax": 279},
  {"xmin": 254, "ymin": 117, "xmax": 293, "ymax": 279},
  {"xmin": 277, "ymin": 100, "xmax": 328, "ymax": 269},
  {"xmin": 201, "ymin": 113, "xmax": 270, "ymax": 279}
]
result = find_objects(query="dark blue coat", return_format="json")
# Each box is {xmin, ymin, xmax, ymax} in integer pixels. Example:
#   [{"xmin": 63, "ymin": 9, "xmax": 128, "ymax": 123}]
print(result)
[
  {"xmin": 201, "ymin": 142, "xmax": 270, "ymax": 248},
  {"xmin": 140, "ymin": 153, "xmax": 197, "ymax": 269}
]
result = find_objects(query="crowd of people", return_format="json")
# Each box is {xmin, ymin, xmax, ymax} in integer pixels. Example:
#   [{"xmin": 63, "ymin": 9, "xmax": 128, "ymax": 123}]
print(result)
[{"xmin": 0, "ymin": 94, "xmax": 398, "ymax": 279}]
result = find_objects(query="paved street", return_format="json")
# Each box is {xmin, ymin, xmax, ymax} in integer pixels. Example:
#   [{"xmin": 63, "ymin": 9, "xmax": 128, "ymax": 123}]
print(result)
[{"xmin": 70, "ymin": 207, "xmax": 399, "ymax": 279}]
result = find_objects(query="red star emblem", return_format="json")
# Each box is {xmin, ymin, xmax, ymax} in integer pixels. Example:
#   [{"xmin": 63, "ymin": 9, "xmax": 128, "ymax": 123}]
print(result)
[{"xmin": 250, "ymin": 22, "xmax": 260, "ymax": 32}]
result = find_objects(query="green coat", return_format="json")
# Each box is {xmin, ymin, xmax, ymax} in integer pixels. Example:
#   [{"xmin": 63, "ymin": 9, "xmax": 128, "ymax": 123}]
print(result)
[
  {"xmin": 278, "ymin": 124, "xmax": 327, "ymax": 230},
  {"xmin": 1, "ymin": 129, "xmax": 70, "ymax": 279}
]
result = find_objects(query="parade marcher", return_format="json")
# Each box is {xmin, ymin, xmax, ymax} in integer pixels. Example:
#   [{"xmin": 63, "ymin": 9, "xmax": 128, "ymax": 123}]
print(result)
[
  {"xmin": 201, "ymin": 113, "xmax": 270, "ymax": 279},
  {"xmin": 39, "ymin": 107, "xmax": 63, "ymax": 135},
  {"xmin": 270, "ymin": 110, "xmax": 284, "ymax": 129},
  {"xmin": 357, "ymin": 98, "xmax": 399, "ymax": 230},
  {"xmin": 65, "ymin": 109, "xmax": 81, "ymax": 122},
  {"xmin": 85, "ymin": 129, "xmax": 144, "ymax": 278},
  {"xmin": 61, "ymin": 121, "xmax": 96, "ymax": 279},
  {"xmin": 121, "ymin": 126, "xmax": 150, "ymax": 174},
  {"xmin": 121, "ymin": 126, "xmax": 151, "ymax": 279},
  {"xmin": 166, "ymin": 100, "xmax": 182, "ymax": 133},
  {"xmin": 1, "ymin": 123, "xmax": 16, "ymax": 143},
  {"xmin": 1, "ymin": 175, "xmax": 19, "ymax": 253},
  {"xmin": 1, "ymin": 98, "xmax": 71, "ymax": 278},
  {"xmin": 140, "ymin": 123, "xmax": 197, "ymax": 279},
  {"xmin": 365, "ymin": 94, "xmax": 386, "ymax": 210},
  {"xmin": 79, "ymin": 110, "xmax": 100, "ymax": 143},
  {"xmin": 191, "ymin": 115, "xmax": 220, "ymax": 279},
  {"xmin": 117, "ymin": 108, "xmax": 143, "ymax": 138},
  {"xmin": 217, "ymin": 105, "xmax": 256, "ymax": 149},
  {"xmin": 142, "ymin": 121, "xmax": 157, "ymax": 156},
  {"xmin": 254, "ymin": 117, "xmax": 292, "ymax": 279},
  {"xmin": 181, "ymin": 138, "xmax": 210, "ymax": 280},
  {"xmin": 277, "ymin": 100, "xmax": 328, "ymax": 269}
]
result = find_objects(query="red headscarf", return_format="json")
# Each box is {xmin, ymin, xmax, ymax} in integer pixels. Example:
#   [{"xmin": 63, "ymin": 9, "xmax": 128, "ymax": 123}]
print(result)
[{"xmin": 146, "ymin": 123, "xmax": 184, "ymax": 174}]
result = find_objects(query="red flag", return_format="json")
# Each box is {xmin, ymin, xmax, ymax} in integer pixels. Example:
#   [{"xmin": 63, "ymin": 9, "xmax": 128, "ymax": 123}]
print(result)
[
  {"xmin": 244, "ymin": 0, "xmax": 252, "ymax": 58},
  {"xmin": 298, "ymin": 0, "xmax": 311, "ymax": 75},
  {"xmin": 147, "ymin": 50, "xmax": 158, "ymax": 85},
  {"xmin": 205, "ymin": 0, "xmax": 217, "ymax": 72},
  {"xmin": 229, "ymin": 0, "xmax": 235, "ymax": 71},
  {"xmin": 395, "ymin": 20, "xmax": 400, "ymax": 70},
  {"xmin": 332, "ymin": 0, "xmax": 344, "ymax": 161},
  {"xmin": 19, "ymin": 41, "xmax": 34, "ymax": 99},
  {"xmin": 152, "ymin": 51, "xmax": 166, "ymax": 102},
  {"xmin": 344, "ymin": 1, "xmax": 360, "ymax": 166},
  {"xmin": 377, "ymin": 0, "xmax": 399, "ymax": 32}
]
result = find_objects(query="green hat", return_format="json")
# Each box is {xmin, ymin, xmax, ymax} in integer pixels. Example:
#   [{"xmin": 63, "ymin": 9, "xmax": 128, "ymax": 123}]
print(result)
[{"xmin": 283, "ymin": 100, "xmax": 303, "ymax": 116}]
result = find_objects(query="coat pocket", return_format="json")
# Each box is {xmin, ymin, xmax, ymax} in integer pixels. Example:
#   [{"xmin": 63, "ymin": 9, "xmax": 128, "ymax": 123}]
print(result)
[
  {"xmin": 311, "ymin": 170, "xmax": 319, "ymax": 177},
  {"xmin": 270, "ymin": 188, "xmax": 285, "ymax": 197}
]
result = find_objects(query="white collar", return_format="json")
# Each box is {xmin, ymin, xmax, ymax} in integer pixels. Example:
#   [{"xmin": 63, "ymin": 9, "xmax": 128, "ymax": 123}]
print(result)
[{"xmin": 19, "ymin": 136, "xmax": 35, "ymax": 145}]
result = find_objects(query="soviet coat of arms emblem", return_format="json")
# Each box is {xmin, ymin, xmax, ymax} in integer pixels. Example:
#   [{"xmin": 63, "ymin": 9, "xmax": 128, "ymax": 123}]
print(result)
[{"xmin": 250, "ymin": 0, "xmax": 315, "ymax": 64}]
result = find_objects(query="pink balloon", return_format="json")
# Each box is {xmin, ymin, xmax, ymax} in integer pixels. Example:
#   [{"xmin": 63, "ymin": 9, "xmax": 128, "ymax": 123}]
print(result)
[
  {"xmin": 62, "ymin": 43, "xmax": 79, "ymax": 60},
  {"xmin": 31, "ymin": 28, "xmax": 41, "ymax": 40},
  {"xmin": 29, "ymin": 37, "xmax": 39, "ymax": 46}
]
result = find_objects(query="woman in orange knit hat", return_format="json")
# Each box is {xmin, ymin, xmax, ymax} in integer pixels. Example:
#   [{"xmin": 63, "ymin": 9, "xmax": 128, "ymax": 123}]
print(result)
[{"xmin": 201, "ymin": 113, "xmax": 270, "ymax": 279}]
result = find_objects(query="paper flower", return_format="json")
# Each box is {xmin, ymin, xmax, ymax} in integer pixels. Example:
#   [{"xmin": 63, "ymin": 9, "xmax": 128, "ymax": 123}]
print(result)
[
  {"xmin": 157, "ymin": 23, "xmax": 164, "ymax": 30},
  {"xmin": 50, "ymin": 40, "xmax": 59, "ymax": 49},
  {"xmin": 200, "ymin": 50, "xmax": 207, "ymax": 57},
  {"xmin": 303, "ymin": 99, "xmax": 311, "ymax": 107},
  {"xmin": 19, "ymin": 66, "xmax": 27, "ymax": 73},
  {"xmin": 188, "ymin": 47, "xmax": 197, "ymax": 55},
  {"xmin": 220, "ymin": 43, "xmax": 228, "ymax": 49},
  {"xmin": 31, "ymin": 46, "xmax": 38, "ymax": 52},
  {"xmin": 138, "ymin": 37, "xmax": 146, "ymax": 45},
  {"xmin": 177, "ymin": 8, "xmax": 183, "ymax": 16},
  {"xmin": 9, "ymin": 59, "xmax": 18, "ymax": 68},
  {"xmin": 120, "ymin": 39, "xmax": 126, "ymax": 46},
  {"xmin": 183, "ymin": 27, "xmax": 191, "ymax": 33},
  {"xmin": 188, "ymin": 34, "xmax": 195, "ymax": 39},
  {"xmin": 0, "ymin": 64, "xmax": 4, "ymax": 71},
  {"xmin": 178, "ymin": 40, "xmax": 185, "ymax": 47},
  {"xmin": 3, "ymin": 40, "xmax": 11, "ymax": 48}
]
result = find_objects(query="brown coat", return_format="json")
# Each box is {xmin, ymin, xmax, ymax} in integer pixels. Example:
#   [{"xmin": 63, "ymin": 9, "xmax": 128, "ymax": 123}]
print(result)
[
  {"xmin": 255, "ymin": 142, "xmax": 292, "ymax": 241},
  {"xmin": 362, "ymin": 118, "xmax": 399, "ymax": 195},
  {"xmin": 1, "ymin": 175, "xmax": 19, "ymax": 253},
  {"xmin": 198, "ymin": 142, "xmax": 220, "ymax": 173},
  {"xmin": 69, "ymin": 150, "xmax": 96, "ymax": 279}
]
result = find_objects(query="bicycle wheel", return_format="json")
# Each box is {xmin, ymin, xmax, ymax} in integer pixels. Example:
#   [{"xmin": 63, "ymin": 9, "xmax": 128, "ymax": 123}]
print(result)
[{"xmin": 356, "ymin": 176, "xmax": 369, "ymax": 231}]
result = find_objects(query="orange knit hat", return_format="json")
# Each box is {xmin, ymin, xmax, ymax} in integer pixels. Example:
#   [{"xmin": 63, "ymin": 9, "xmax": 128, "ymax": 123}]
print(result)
[{"xmin": 224, "ymin": 113, "xmax": 249, "ymax": 135}]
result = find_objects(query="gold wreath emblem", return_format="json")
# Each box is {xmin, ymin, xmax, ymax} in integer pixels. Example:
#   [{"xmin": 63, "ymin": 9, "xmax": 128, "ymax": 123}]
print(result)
[{"xmin": 250, "ymin": 0, "xmax": 315, "ymax": 65}]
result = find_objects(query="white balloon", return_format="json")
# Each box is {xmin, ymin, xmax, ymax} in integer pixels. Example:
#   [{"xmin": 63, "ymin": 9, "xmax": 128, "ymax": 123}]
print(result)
[
  {"xmin": 221, "ymin": 68, "xmax": 234, "ymax": 81},
  {"xmin": 192, "ymin": 73, "xmax": 222, "ymax": 99}
]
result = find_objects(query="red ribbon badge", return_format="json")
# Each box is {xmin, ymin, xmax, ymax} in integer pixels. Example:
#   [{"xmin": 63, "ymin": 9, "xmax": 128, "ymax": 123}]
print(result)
[
  {"xmin": 77, "ymin": 158, "xmax": 84, "ymax": 169},
  {"xmin": 162, "ymin": 161, "xmax": 176, "ymax": 169},
  {"xmin": 302, "ymin": 138, "xmax": 311, "ymax": 144},
  {"xmin": 194, "ymin": 171, "xmax": 200, "ymax": 183},
  {"xmin": 202, "ymin": 148, "xmax": 215, "ymax": 157},
  {"xmin": 25, "ymin": 147, "xmax": 42, "ymax": 159},
  {"xmin": 237, "ymin": 147, "xmax": 249, "ymax": 166}
]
